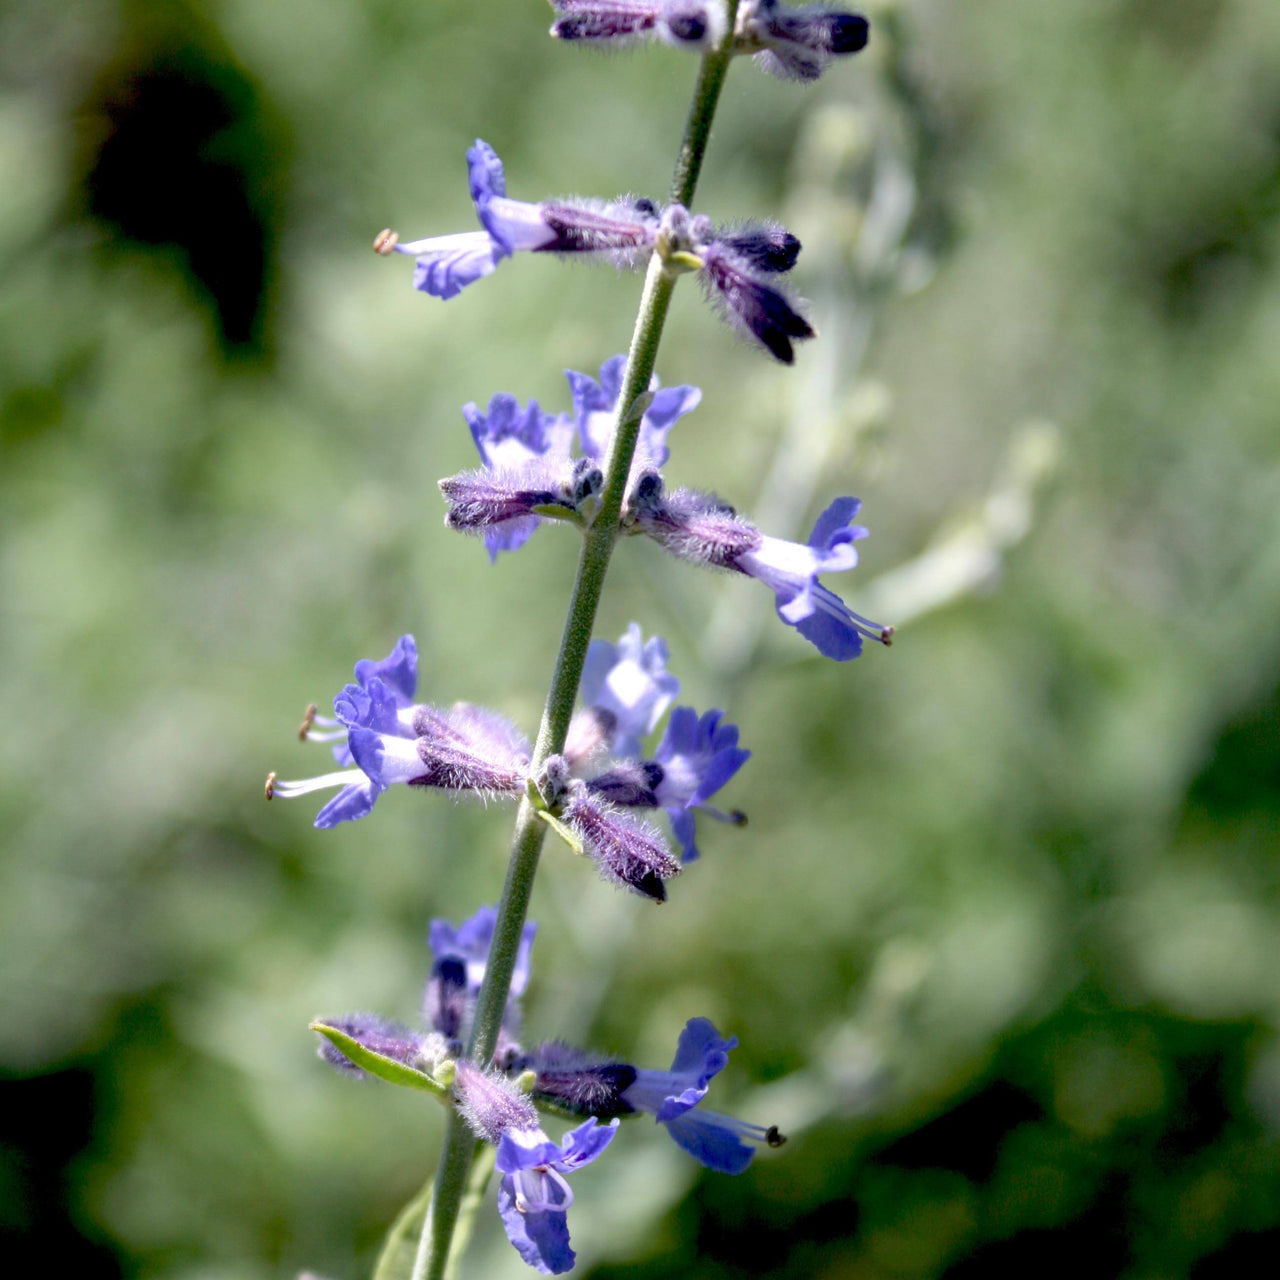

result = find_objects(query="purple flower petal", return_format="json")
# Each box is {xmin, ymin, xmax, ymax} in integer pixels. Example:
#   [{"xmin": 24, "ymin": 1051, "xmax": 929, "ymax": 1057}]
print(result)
[
  {"xmin": 353, "ymin": 635, "xmax": 418, "ymax": 704},
  {"xmin": 731, "ymin": 498, "xmax": 889, "ymax": 661},
  {"xmin": 313, "ymin": 777, "xmax": 381, "ymax": 829},
  {"xmin": 493, "ymin": 1118, "xmax": 619, "ymax": 1274},
  {"xmin": 622, "ymin": 1017, "xmax": 735, "ymax": 1120},
  {"xmin": 652, "ymin": 707, "xmax": 750, "ymax": 860},
  {"xmin": 566, "ymin": 355, "xmax": 699, "ymax": 487},
  {"xmin": 661, "ymin": 1108, "xmax": 762, "ymax": 1175},
  {"xmin": 402, "ymin": 233, "xmax": 502, "ymax": 299},
  {"xmin": 497, "ymin": 1173, "xmax": 576, "ymax": 1274},
  {"xmin": 464, "ymin": 395, "xmax": 576, "ymax": 472},
  {"xmin": 579, "ymin": 624, "xmax": 680, "ymax": 759},
  {"xmin": 429, "ymin": 905, "xmax": 537, "ymax": 1001},
  {"xmin": 334, "ymin": 678, "xmax": 405, "ymax": 737},
  {"xmin": 468, "ymin": 138, "xmax": 507, "ymax": 206}
]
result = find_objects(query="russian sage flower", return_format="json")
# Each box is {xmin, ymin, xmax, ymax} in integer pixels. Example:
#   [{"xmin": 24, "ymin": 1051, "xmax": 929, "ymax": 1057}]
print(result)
[
  {"xmin": 541, "ymin": 756, "xmax": 683, "ymax": 903},
  {"xmin": 570, "ymin": 626, "xmax": 749, "ymax": 860},
  {"xmin": 574, "ymin": 621, "xmax": 680, "ymax": 760},
  {"xmin": 266, "ymin": 635, "xmax": 532, "ymax": 827},
  {"xmin": 647, "ymin": 707, "xmax": 750, "ymax": 860},
  {"xmin": 527, "ymin": 1018, "xmax": 784, "ymax": 1175},
  {"xmin": 426, "ymin": 905, "xmax": 537, "ymax": 1059},
  {"xmin": 550, "ymin": 0, "xmax": 726, "ymax": 51},
  {"xmin": 654, "ymin": 204, "xmax": 814, "ymax": 363},
  {"xmin": 439, "ymin": 359, "xmax": 700, "ymax": 556},
  {"xmin": 633, "ymin": 484, "xmax": 893, "ymax": 660},
  {"xmin": 380, "ymin": 141, "xmax": 811, "ymax": 361},
  {"xmin": 736, "ymin": 0, "xmax": 870, "ymax": 81},
  {"xmin": 375, "ymin": 140, "xmax": 658, "ymax": 299},
  {"xmin": 549, "ymin": 0, "xmax": 871, "ymax": 84},
  {"xmin": 319, "ymin": 906, "xmax": 534, "ymax": 1080},
  {"xmin": 441, "ymin": 393, "xmax": 579, "ymax": 560},
  {"xmin": 454, "ymin": 1061, "xmax": 619, "ymax": 1275},
  {"xmin": 697, "ymin": 236, "xmax": 814, "ymax": 363},
  {"xmin": 567, "ymin": 353, "xmax": 701, "ymax": 494}
]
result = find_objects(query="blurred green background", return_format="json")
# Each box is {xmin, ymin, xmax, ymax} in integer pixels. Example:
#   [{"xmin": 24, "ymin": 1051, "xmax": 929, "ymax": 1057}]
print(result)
[{"xmin": 4, "ymin": 0, "xmax": 1280, "ymax": 1276}]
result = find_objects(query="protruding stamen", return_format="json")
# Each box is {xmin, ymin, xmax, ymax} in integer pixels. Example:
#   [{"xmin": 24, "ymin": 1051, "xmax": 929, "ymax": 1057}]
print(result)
[
  {"xmin": 839, "ymin": 608, "xmax": 893, "ymax": 644},
  {"xmin": 297, "ymin": 703, "xmax": 318, "ymax": 740},
  {"xmin": 373, "ymin": 228, "xmax": 400, "ymax": 255},
  {"xmin": 766, "ymin": 1125, "xmax": 786, "ymax": 1148},
  {"xmin": 264, "ymin": 771, "xmax": 277, "ymax": 800},
  {"xmin": 698, "ymin": 804, "xmax": 748, "ymax": 826},
  {"xmin": 270, "ymin": 769, "xmax": 368, "ymax": 798},
  {"xmin": 305, "ymin": 728, "xmax": 348, "ymax": 744}
]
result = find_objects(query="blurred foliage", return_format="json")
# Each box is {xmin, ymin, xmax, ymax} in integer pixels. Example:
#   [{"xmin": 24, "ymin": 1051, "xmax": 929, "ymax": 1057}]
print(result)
[{"xmin": 3, "ymin": 0, "xmax": 1280, "ymax": 1278}]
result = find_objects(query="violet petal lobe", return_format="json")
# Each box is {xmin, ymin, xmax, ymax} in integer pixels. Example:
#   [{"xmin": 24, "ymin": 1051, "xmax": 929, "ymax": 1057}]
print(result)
[
  {"xmin": 353, "ymin": 634, "xmax": 418, "ymax": 705},
  {"xmin": 578, "ymin": 623, "xmax": 680, "ymax": 760}
]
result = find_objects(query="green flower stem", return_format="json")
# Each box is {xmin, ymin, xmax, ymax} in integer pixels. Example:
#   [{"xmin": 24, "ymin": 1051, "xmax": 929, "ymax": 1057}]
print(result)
[
  {"xmin": 410, "ymin": 1118, "xmax": 477, "ymax": 1280},
  {"xmin": 444, "ymin": 1143, "xmax": 497, "ymax": 1280},
  {"xmin": 669, "ymin": 10, "xmax": 741, "ymax": 208},
  {"xmin": 412, "ymin": 11, "xmax": 742, "ymax": 1278}
]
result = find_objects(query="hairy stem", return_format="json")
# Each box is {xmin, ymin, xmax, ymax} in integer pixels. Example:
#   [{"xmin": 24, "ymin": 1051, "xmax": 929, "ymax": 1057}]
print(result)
[{"xmin": 413, "ymin": 10, "xmax": 741, "ymax": 1278}]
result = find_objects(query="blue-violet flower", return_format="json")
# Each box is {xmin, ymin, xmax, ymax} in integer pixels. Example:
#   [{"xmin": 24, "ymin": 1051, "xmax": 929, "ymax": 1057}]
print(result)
[
  {"xmin": 439, "ymin": 358, "xmax": 700, "ymax": 557},
  {"xmin": 266, "ymin": 636, "xmax": 532, "ymax": 826},
  {"xmin": 650, "ymin": 707, "xmax": 749, "ymax": 860},
  {"xmin": 454, "ymin": 1061, "xmax": 619, "ymax": 1275},
  {"xmin": 426, "ymin": 905, "xmax": 537, "ymax": 1059},
  {"xmin": 376, "ymin": 140, "xmax": 658, "ymax": 299},
  {"xmin": 574, "ymin": 621, "xmax": 680, "ymax": 761},
  {"xmin": 633, "ymin": 486, "xmax": 893, "ymax": 660},
  {"xmin": 527, "ymin": 1018, "xmax": 784, "ymax": 1175}
]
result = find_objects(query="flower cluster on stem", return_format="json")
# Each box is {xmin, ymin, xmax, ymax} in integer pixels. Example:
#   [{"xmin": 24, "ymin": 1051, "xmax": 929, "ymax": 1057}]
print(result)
[
  {"xmin": 315, "ymin": 907, "xmax": 784, "ymax": 1273},
  {"xmin": 278, "ymin": 4, "xmax": 887, "ymax": 1276}
]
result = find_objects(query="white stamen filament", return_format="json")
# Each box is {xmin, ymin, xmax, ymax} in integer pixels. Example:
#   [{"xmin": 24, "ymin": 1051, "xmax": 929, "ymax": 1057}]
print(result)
[
  {"xmin": 305, "ymin": 728, "xmax": 348, "ymax": 744},
  {"xmin": 811, "ymin": 583, "xmax": 892, "ymax": 643},
  {"xmin": 270, "ymin": 769, "xmax": 367, "ymax": 798},
  {"xmin": 513, "ymin": 1166, "xmax": 574, "ymax": 1215},
  {"xmin": 393, "ymin": 230, "xmax": 494, "ymax": 256},
  {"xmin": 695, "ymin": 803, "xmax": 746, "ymax": 826}
]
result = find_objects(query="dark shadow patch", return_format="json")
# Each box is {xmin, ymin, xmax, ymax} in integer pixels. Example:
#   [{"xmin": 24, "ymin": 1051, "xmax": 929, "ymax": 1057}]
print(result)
[
  {"xmin": 875, "ymin": 1080, "xmax": 1044, "ymax": 1182},
  {"xmin": 0, "ymin": 1069, "xmax": 124, "ymax": 1279},
  {"xmin": 78, "ymin": 32, "xmax": 288, "ymax": 359}
]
